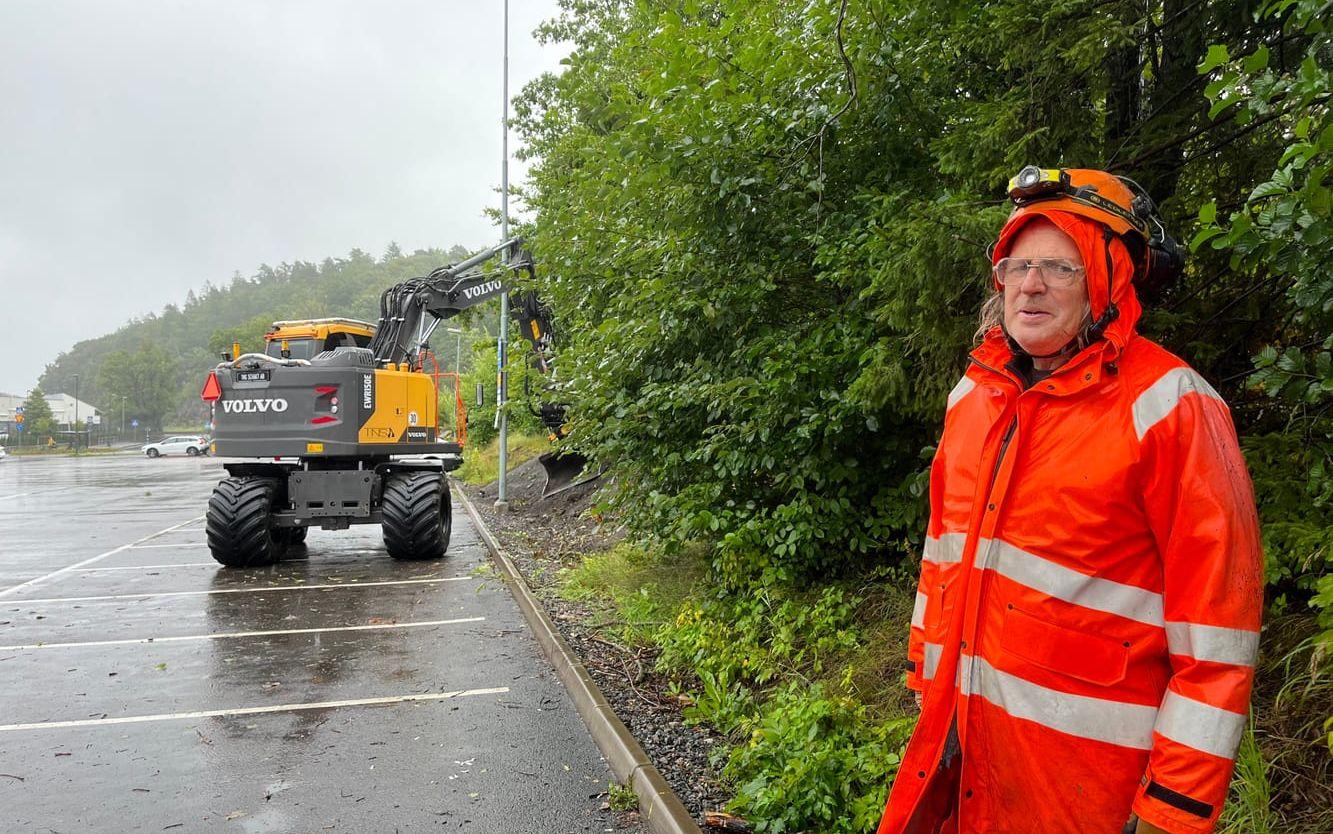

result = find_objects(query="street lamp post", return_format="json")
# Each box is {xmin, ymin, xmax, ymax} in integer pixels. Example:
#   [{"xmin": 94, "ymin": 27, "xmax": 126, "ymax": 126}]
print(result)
[
  {"xmin": 121, "ymin": 396, "xmax": 127, "ymax": 439},
  {"xmin": 72, "ymin": 374, "xmax": 80, "ymax": 455},
  {"xmin": 495, "ymin": 0, "xmax": 511, "ymax": 512},
  {"xmin": 445, "ymin": 327, "xmax": 464, "ymax": 377}
]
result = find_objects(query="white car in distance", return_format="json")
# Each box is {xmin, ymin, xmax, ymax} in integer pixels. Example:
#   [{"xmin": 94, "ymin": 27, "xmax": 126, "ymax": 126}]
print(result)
[{"xmin": 143, "ymin": 436, "xmax": 210, "ymax": 458}]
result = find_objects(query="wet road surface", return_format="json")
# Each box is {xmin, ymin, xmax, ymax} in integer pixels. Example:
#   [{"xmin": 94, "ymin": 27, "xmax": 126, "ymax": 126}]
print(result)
[{"xmin": 0, "ymin": 454, "xmax": 639, "ymax": 833}]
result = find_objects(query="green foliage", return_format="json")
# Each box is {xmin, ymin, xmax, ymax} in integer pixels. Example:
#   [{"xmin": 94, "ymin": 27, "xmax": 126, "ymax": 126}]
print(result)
[
  {"xmin": 1194, "ymin": 4, "xmax": 1333, "ymax": 752},
  {"xmin": 657, "ymin": 586, "xmax": 862, "ymax": 687},
  {"xmin": 724, "ymin": 681, "xmax": 914, "ymax": 834},
  {"xmin": 1243, "ymin": 433, "xmax": 1333, "ymax": 609},
  {"xmin": 458, "ymin": 341, "xmax": 546, "ymax": 448},
  {"xmin": 1219, "ymin": 722, "xmax": 1277, "ymax": 834},
  {"xmin": 607, "ymin": 782, "xmax": 639, "ymax": 813},
  {"xmin": 207, "ymin": 314, "xmax": 274, "ymax": 359},
  {"xmin": 98, "ymin": 343, "xmax": 179, "ymax": 431},
  {"xmin": 680, "ymin": 668, "xmax": 754, "ymax": 737},
  {"xmin": 19, "ymin": 388, "xmax": 55, "ymax": 440},
  {"xmin": 559, "ymin": 541, "xmax": 705, "ymax": 644},
  {"xmin": 453, "ymin": 432, "xmax": 549, "ymax": 486}
]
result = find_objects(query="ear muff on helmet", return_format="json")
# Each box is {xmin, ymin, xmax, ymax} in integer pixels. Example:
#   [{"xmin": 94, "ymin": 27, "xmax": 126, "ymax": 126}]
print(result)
[
  {"xmin": 1120, "ymin": 177, "xmax": 1185, "ymax": 303},
  {"xmin": 1005, "ymin": 166, "xmax": 1184, "ymax": 301}
]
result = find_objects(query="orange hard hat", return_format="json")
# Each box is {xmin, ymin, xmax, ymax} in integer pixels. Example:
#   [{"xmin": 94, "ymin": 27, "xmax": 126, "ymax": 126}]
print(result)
[{"xmin": 998, "ymin": 166, "xmax": 1184, "ymax": 297}]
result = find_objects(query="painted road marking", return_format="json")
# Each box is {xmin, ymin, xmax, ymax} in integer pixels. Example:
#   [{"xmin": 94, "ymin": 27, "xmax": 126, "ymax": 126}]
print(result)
[
  {"xmin": 0, "ymin": 617, "xmax": 486, "ymax": 651},
  {"xmin": 69, "ymin": 562, "xmax": 217, "ymax": 572},
  {"xmin": 0, "ymin": 484, "xmax": 75, "ymax": 495},
  {"xmin": 0, "ymin": 687, "xmax": 511, "ymax": 732},
  {"xmin": 0, "ymin": 487, "xmax": 74, "ymax": 501},
  {"xmin": 125, "ymin": 542, "xmax": 209, "ymax": 549},
  {"xmin": 6, "ymin": 576, "xmax": 470, "ymax": 605},
  {"xmin": 0, "ymin": 516, "xmax": 205, "ymax": 599}
]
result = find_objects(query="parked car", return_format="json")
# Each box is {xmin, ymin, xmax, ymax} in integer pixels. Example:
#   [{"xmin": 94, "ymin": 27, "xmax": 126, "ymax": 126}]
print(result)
[
  {"xmin": 143, "ymin": 436, "xmax": 210, "ymax": 458},
  {"xmin": 0, "ymin": 445, "xmax": 7, "ymax": 461}
]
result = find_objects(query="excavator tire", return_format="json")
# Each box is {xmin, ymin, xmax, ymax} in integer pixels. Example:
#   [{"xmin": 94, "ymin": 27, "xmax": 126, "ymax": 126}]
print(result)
[
  {"xmin": 207, "ymin": 476, "xmax": 283, "ymax": 568},
  {"xmin": 381, "ymin": 471, "xmax": 450, "ymax": 560}
]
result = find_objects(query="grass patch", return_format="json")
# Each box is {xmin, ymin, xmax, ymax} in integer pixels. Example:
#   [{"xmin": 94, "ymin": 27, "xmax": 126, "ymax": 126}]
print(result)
[
  {"xmin": 454, "ymin": 432, "xmax": 549, "ymax": 485},
  {"xmin": 559, "ymin": 541, "xmax": 707, "ymax": 645},
  {"xmin": 607, "ymin": 782, "xmax": 638, "ymax": 812}
]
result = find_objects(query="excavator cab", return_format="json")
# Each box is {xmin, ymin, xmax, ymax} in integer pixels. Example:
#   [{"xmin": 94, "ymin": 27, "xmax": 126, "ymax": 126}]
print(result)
[{"xmin": 263, "ymin": 318, "xmax": 376, "ymax": 361}]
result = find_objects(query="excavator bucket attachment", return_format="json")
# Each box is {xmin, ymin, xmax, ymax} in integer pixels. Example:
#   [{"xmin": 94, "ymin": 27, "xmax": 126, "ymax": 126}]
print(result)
[{"xmin": 538, "ymin": 451, "xmax": 600, "ymax": 499}]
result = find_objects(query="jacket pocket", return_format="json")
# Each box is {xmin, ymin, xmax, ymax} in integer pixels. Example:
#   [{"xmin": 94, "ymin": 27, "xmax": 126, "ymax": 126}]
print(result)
[{"xmin": 1000, "ymin": 607, "xmax": 1130, "ymax": 687}]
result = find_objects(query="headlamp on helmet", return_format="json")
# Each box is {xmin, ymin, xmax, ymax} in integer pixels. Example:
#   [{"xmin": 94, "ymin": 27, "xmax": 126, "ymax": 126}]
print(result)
[{"xmin": 1008, "ymin": 166, "xmax": 1070, "ymax": 201}]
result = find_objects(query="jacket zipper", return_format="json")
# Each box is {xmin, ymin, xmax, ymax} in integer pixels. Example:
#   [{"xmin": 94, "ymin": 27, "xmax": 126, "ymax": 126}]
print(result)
[{"xmin": 965, "ymin": 361, "xmax": 1021, "ymax": 703}]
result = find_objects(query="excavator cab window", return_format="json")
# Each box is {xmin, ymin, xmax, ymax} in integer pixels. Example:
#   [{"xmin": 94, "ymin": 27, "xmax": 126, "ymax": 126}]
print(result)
[{"xmin": 264, "ymin": 338, "xmax": 318, "ymax": 361}]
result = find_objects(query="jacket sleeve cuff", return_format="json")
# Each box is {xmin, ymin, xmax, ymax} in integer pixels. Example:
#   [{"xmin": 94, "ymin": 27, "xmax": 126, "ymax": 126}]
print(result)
[{"xmin": 1132, "ymin": 781, "xmax": 1218, "ymax": 834}]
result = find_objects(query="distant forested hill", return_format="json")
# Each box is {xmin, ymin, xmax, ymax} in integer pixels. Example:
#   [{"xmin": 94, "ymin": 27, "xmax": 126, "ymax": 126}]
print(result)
[{"xmin": 37, "ymin": 243, "xmax": 476, "ymax": 429}]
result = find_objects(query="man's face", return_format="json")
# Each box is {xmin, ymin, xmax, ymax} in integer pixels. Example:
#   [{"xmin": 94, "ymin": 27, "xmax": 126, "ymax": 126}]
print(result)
[{"xmin": 1001, "ymin": 220, "xmax": 1089, "ymax": 362}]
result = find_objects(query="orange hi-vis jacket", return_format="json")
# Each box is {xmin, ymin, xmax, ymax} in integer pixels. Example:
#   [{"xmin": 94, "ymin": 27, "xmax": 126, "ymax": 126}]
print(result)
[{"xmin": 878, "ymin": 211, "xmax": 1263, "ymax": 834}]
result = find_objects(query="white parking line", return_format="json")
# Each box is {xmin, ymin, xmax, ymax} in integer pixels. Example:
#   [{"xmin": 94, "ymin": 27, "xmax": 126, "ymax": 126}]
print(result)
[
  {"xmin": 0, "ymin": 687, "xmax": 511, "ymax": 732},
  {"xmin": 70, "ymin": 563, "xmax": 217, "ymax": 572},
  {"xmin": 7, "ymin": 576, "xmax": 470, "ymax": 605},
  {"xmin": 126, "ymin": 542, "xmax": 208, "ymax": 549},
  {"xmin": 0, "ymin": 486, "xmax": 73, "ymax": 501},
  {"xmin": 0, "ymin": 515, "xmax": 205, "ymax": 599},
  {"xmin": 0, "ymin": 616, "xmax": 486, "ymax": 651}
]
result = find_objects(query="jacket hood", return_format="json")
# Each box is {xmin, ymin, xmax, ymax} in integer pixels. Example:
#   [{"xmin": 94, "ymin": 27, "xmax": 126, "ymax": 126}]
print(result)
[{"xmin": 991, "ymin": 210, "xmax": 1143, "ymax": 354}]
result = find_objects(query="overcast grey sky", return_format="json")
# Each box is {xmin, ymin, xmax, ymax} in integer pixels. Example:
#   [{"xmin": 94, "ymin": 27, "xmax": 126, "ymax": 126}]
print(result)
[{"xmin": 0, "ymin": 0, "xmax": 567, "ymax": 395}]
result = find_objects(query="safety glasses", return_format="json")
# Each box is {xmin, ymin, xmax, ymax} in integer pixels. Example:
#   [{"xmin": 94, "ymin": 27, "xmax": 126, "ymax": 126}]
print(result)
[{"xmin": 993, "ymin": 257, "xmax": 1086, "ymax": 287}]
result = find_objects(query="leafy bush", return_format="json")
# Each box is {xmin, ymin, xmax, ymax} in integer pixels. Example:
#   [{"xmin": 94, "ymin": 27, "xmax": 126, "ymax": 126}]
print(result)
[
  {"xmin": 724, "ymin": 681, "xmax": 914, "ymax": 834},
  {"xmin": 656, "ymin": 586, "xmax": 862, "ymax": 686}
]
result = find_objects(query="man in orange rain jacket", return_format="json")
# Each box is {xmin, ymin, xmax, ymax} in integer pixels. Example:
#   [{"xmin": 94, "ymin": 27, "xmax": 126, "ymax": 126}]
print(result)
[{"xmin": 878, "ymin": 168, "xmax": 1263, "ymax": 834}]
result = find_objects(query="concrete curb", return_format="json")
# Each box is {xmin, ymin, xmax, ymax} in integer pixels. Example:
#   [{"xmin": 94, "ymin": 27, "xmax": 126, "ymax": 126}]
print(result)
[{"xmin": 453, "ymin": 484, "xmax": 703, "ymax": 834}]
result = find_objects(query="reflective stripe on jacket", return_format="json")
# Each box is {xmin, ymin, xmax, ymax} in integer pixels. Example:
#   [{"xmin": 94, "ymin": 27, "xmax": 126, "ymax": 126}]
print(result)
[{"xmin": 880, "ymin": 211, "xmax": 1263, "ymax": 834}]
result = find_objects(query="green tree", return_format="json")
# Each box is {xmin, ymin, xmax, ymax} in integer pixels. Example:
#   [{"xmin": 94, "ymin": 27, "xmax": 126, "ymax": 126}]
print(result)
[
  {"xmin": 98, "ymin": 343, "xmax": 178, "ymax": 431},
  {"xmin": 20, "ymin": 388, "xmax": 55, "ymax": 443},
  {"xmin": 208, "ymin": 314, "xmax": 275, "ymax": 359}
]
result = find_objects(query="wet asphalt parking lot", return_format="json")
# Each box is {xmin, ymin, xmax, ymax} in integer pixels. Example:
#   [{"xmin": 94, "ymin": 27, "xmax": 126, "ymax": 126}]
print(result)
[{"xmin": 0, "ymin": 453, "xmax": 639, "ymax": 833}]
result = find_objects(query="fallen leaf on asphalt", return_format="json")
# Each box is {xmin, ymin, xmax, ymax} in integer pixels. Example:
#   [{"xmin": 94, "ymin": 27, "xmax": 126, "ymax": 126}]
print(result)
[{"xmin": 225, "ymin": 810, "xmax": 246, "ymax": 820}]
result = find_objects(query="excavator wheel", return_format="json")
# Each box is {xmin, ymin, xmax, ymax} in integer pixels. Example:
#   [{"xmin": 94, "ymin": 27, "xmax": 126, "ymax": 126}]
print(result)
[
  {"xmin": 381, "ymin": 471, "xmax": 450, "ymax": 560},
  {"xmin": 206, "ymin": 476, "xmax": 283, "ymax": 568}
]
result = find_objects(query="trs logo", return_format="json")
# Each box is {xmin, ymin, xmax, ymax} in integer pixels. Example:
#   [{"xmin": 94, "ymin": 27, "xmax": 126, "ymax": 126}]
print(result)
[
  {"xmin": 461, "ymin": 280, "xmax": 502, "ymax": 300},
  {"xmin": 220, "ymin": 398, "xmax": 289, "ymax": 414}
]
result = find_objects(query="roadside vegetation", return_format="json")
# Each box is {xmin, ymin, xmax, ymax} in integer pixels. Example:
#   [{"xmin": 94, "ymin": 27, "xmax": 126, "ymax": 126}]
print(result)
[
  {"xmin": 455, "ymin": 432, "xmax": 551, "ymax": 486},
  {"xmin": 513, "ymin": 1, "xmax": 1331, "ymax": 832}
]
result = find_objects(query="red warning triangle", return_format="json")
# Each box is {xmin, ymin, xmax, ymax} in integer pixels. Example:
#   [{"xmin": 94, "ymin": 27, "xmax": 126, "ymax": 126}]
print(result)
[{"xmin": 201, "ymin": 372, "xmax": 222, "ymax": 402}]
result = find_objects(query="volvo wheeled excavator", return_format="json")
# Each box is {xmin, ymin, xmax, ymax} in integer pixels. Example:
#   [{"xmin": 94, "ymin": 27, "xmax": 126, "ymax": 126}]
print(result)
[{"xmin": 201, "ymin": 238, "xmax": 585, "ymax": 568}]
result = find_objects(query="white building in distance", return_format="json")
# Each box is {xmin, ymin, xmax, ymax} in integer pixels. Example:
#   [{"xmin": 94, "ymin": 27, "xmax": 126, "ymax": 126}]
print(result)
[{"xmin": 0, "ymin": 391, "xmax": 101, "ymax": 434}]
